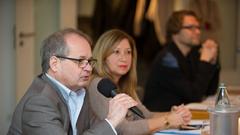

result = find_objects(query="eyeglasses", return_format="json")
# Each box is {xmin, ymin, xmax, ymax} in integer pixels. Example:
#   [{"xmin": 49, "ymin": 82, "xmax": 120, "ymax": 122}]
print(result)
[
  {"xmin": 181, "ymin": 25, "xmax": 201, "ymax": 31},
  {"xmin": 55, "ymin": 55, "xmax": 97, "ymax": 68}
]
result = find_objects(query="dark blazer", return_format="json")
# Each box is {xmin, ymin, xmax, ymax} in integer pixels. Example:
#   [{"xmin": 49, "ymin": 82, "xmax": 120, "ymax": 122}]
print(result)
[
  {"xmin": 143, "ymin": 42, "xmax": 220, "ymax": 111},
  {"xmin": 7, "ymin": 74, "xmax": 115, "ymax": 135}
]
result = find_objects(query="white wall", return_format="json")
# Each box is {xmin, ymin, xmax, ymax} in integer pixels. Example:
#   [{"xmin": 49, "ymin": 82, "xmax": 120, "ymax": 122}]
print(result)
[
  {"xmin": 34, "ymin": 0, "xmax": 77, "ymax": 74},
  {"xmin": 237, "ymin": 0, "xmax": 240, "ymax": 68},
  {"xmin": 0, "ymin": 0, "xmax": 16, "ymax": 134},
  {"xmin": 218, "ymin": 0, "xmax": 240, "ymax": 88},
  {"xmin": 34, "ymin": 0, "xmax": 60, "ymax": 74},
  {"xmin": 218, "ymin": 0, "xmax": 237, "ymax": 69}
]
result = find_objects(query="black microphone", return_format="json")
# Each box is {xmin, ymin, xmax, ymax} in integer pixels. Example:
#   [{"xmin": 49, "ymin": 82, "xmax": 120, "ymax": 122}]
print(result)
[{"xmin": 97, "ymin": 78, "xmax": 145, "ymax": 119}]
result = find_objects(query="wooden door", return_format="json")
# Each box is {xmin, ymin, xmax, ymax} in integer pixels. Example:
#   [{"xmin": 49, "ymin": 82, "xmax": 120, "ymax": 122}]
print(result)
[{"xmin": 16, "ymin": 0, "xmax": 35, "ymax": 101}]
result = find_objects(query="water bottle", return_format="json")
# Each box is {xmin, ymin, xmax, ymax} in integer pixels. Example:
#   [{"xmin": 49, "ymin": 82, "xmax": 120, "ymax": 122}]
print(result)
[
  {"xmin": 215, "ymin": 83, "xmax": 230, "ymax": 108},
  {"xmin": 208, "ymin": 83, "xmax": 239, "ymax": 135}
]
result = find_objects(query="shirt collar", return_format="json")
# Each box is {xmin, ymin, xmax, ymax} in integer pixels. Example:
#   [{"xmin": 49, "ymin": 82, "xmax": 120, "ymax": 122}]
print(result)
[{"xmin": 45, "ymin": 73, "xmax": 85, "ymax": 101}]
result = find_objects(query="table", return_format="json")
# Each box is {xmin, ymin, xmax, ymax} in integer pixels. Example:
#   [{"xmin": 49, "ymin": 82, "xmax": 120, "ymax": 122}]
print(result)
[
  {"xmin": 188, "ymin": 91, "xmax": 240, "ymax": 119},
  {"xmin": 155, "ymin": 90, "xmax": 240, "ymax": 135},
  {"xmin": 191, "ymin": 110, "xmax": 209, "ymax": 120}
]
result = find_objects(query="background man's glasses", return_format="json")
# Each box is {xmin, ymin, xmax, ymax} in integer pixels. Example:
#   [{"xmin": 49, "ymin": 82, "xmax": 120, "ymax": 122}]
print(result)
[
  {"xmin": 55, "ymin": 55, "xmax": 97, "ymax": 68},
  {"xmin": 181, "ymin": 25, "xmax": 201, "ymax": 31}
]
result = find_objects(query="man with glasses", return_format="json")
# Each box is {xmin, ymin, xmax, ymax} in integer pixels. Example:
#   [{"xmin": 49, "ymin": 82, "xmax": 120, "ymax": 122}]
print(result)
[
  {"xmin": 143, "ymin": 10, "xmax": 220, "ymax": 112},
  {"xmin": 8, "ymin": 28, "xmax": 138, "ymax": 135}
]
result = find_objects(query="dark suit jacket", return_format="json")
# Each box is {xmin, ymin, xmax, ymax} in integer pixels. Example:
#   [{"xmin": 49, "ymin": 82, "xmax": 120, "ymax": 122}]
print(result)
[{"xmin": 7, "ymin": 74, "xmax": 115, "ymax": 135}]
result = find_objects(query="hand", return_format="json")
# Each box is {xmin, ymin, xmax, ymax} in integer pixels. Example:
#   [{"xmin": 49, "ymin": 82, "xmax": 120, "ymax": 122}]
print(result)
[
  {"xmin": 106, "ymin": 93, "xmax": 138, "ymax": 127},
  {"xmin": 200, "ymin": 39, "xmax": 218, "ymax": 64},
  {"xmin": 166, "ymin": 111, "xmax": 184, "ymax": 128},
  {"xmin": 171, "ymin": 105, "xmax": 192, "ymax": 126}
]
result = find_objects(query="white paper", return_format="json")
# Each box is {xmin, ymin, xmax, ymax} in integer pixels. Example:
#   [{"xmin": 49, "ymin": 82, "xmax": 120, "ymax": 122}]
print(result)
[
  {"xmin": 154, "ymin": 120, "xmax": 208, "ymax": 135},
  {"xmin": 154, "ymin": 129, "xmax": 201, "ymax": 135}
]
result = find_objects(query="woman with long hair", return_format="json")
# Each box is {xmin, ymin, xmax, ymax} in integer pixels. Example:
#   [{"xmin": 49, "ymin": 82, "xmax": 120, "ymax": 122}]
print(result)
[{"xmin": 88, "ymin": 29, "xmax": 191, "ymax": 135}]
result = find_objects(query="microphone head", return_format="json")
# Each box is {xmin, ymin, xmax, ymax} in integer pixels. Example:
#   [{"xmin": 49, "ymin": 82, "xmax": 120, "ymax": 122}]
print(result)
[{"xmin": 97, "ymin": 78, "xmax": 117, "ymax": 97}]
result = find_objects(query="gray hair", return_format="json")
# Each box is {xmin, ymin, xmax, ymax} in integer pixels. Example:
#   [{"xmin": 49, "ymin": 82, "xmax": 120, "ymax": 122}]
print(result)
[{"xmin": 40, "ymin": 28, "xmax": 92, "ymax": 73}]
